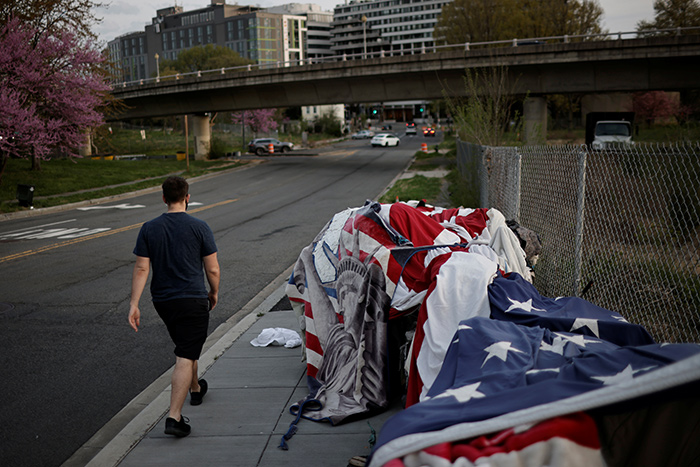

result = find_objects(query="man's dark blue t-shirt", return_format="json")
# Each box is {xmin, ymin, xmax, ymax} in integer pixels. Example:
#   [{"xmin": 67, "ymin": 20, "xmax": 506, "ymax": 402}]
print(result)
[{"xmin": 133, "ymin": 212, "xmax": 217, "ymax": 302}]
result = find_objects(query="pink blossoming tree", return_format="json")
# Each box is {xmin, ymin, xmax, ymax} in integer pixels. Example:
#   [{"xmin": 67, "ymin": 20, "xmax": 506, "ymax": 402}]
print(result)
[
  {"xmin": 0, "ymin": 17, "xmax": 109, "ymax": 182},
  {"xmin": 231, "ymin": 109, "xmax": 279, "ymax": 136}
]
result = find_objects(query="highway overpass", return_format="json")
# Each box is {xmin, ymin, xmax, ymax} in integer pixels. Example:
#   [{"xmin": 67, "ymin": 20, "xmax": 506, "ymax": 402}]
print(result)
[{"xmin": 109, "ymin": 33, "xmax": 700, "ymax": 151}]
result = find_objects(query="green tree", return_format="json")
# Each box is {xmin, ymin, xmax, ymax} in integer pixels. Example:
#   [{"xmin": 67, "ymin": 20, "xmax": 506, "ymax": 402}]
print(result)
[
  {"xmin": 434, "ymin": 0, "xmax": 516, "ymax": 44},
  {"xmin": 160, "ymin": 44, "xmax": 253, "ymax": 76},
  {"xmin": 435, "ymin": 0, "xmax": 604, "ymax": 44},
  {"xmin": 314, "ymin": 111, "xmax": 343, "ymax": 136},
  {"xmin": 637, "ymin": 0, "xmax": 700, "ymax": 32}
]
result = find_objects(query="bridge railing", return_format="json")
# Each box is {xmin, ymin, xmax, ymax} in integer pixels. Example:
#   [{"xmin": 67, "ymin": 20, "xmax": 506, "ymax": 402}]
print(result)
[
  {"xmin": 112, "ymin": 26, "xmax": 700, "ymax": 89},
  {"xmin": 456, "ymin": 140, "xmax": 700, "ymax": 344}
]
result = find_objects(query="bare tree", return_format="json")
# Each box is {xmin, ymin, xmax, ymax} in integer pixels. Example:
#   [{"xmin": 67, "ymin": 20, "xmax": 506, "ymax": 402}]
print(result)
[{"xmin": 443, "ymin": 66, "xmax": 520, "ymax": 146}]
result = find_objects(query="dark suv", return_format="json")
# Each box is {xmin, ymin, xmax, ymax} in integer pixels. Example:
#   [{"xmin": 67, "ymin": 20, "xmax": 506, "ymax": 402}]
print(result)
[{"xmin": 248, "ymin": 138, "xmax": 294, "ymax": 156}]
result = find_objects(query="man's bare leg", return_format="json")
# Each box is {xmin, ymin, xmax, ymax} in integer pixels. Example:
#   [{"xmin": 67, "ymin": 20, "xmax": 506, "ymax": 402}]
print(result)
[
  {"xmin": 190, "ymin": 360, "xmax": 201, "ymax": 392},
  {"xmin": 169, "ymin": 356, "xmax": 195, "ymax": 420}
]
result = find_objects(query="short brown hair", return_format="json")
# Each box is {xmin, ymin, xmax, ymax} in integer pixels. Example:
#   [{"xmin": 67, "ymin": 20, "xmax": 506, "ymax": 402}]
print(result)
[{"xmin": 162, "ymin": 176, "xmax": 189, "ymax": 204}]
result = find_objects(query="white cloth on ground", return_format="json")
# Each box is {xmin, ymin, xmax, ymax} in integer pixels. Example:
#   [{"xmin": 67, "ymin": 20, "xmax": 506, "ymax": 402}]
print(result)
[{"xmin": 250, "ymin": 327, "xmax": 302, "ymax": 348}]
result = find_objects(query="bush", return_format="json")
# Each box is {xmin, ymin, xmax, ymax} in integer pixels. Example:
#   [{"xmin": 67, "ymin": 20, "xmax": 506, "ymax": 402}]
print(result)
[{"xmin": 209, "ymin": 135, "xmax": 230, "ymax": 159}]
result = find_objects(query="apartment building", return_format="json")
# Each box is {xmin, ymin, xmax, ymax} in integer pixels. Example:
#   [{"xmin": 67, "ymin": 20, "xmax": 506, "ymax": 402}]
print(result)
[
  {"xmin": 108, "ymin": 2, "xmax": 309, "ymax": 82},
  {"xmin": 331, "ymin": 0, "xmax": 452, "ymax": 57},
  {"xmin": 266, "ymin": 4, "xmax": 334, "ymax": 62}
]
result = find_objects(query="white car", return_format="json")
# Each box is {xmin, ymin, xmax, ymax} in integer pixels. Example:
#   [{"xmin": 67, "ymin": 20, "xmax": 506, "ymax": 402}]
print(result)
[{"xmin": 371, "ymin": 133, "xmax": 400, "ymax": 147}]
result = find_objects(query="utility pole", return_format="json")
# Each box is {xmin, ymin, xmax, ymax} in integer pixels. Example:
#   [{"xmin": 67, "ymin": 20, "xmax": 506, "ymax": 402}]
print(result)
[{"xmin": 184, "ymin": 115, "xmax": 189, "ymax": 171}]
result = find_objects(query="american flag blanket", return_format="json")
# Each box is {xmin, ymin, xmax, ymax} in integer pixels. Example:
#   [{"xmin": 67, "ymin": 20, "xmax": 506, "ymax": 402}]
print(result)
[
  {"xmin": 285, "ymin": 200, "xmax": 700, "ymax": 464},
  {"xmin": 285, "ymin": 200, "xmax": 529, "ymax": 427},
  {"xmin": 368, "ymin": 272, "xmax": 700, "ymax": 466}
]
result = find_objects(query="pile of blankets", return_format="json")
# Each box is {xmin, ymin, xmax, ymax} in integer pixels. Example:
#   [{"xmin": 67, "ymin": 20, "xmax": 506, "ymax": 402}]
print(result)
[{"xmin": 285, "ymin": 200, "xmax": 700, "ymax": 466}]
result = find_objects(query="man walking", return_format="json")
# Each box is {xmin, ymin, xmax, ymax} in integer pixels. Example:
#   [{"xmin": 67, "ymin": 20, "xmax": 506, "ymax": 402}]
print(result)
[{"xmin": 128, "ymin": 176, "xmax": 220, "ymax": 437}]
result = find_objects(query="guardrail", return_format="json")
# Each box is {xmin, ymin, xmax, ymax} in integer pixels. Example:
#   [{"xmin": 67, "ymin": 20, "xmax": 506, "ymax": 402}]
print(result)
[{"xmin": 112, "ymin": 26, "xmax": 700, "ymax": 89}]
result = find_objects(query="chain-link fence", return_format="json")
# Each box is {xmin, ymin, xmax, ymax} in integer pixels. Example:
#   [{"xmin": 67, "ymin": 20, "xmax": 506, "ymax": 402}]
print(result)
[{"xmin": 456, "ymin": 140, "xmax": 700, "ymax": 343}]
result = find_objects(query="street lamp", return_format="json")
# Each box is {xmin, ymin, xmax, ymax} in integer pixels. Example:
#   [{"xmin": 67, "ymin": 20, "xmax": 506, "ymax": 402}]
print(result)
[
  {"xmin": 361, "ymin": 15, "xmax": 367, "ymax": 59},
  {"xmin": 154, "ymin": 53, "xmax": 160, "ymax": 81}
]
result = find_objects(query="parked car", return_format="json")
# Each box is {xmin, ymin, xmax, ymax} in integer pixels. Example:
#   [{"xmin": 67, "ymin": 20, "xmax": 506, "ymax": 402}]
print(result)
[
  {"xmin": 248, "ymin": 138, "xmax": 294, "ymax": 155},
  {"xmin": 406, "ymin": 122, "xmax": 417, "ymax": 135},
  {"xmin": 371, "ymin": 133, "xmax": 400, "ymax": 147},
  {"xmin": 351, "ymin": 130, "xmax": 374, "ymax": 139},
  {"xmin": 591, "ymin": 120, "xmax": 633, "ymax": 150},
  {"xmin": 423, "ymin": 127, "xmax": 436, "ymax": 137}
]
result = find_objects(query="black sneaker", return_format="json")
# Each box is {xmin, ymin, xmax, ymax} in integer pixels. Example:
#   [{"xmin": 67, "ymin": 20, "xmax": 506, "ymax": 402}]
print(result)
[
  {"xmin": 190, "ymin": 379, "xmax": 208, "ymax": 406},
  {"xmin": 164, "ymin": 415, "xmax": 191, "ymax": 437}
]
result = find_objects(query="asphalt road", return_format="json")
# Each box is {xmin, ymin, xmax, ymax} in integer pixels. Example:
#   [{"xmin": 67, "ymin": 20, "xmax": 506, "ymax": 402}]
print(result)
[{"xmin": 0, "ymin": 137, "xmax": 421, "ymax": 467}]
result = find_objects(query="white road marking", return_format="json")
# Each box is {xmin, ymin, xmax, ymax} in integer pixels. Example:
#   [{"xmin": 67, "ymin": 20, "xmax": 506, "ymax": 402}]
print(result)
[
  {"xmin": 0, "ymin": 227, "xmax": 112, "ymax": 240},
  {"xmin": 77, "ymin": 203, "xmax": 145, "ymax": 211},
  {"xmin": 0, "ymin": 219, "xmax": 77, "ymax": 236}
]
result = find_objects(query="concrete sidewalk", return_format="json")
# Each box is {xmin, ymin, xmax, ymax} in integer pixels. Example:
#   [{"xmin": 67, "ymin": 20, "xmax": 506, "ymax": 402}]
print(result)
[{"xmin": 84, "ymin": 283, "xmax": 402, "ymax": 467}]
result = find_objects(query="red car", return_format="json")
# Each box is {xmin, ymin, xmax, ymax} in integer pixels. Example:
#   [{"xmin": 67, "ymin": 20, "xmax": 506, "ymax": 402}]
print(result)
[{"xmin": 423, "ymin": 127, "xmax": 436, "ymax": 137}]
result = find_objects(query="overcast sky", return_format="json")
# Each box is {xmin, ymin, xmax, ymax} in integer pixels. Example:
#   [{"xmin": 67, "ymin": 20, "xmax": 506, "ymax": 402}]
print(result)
[{"xmin": 93, "ymin": 0, "xmax": 656, "ymax": 44}]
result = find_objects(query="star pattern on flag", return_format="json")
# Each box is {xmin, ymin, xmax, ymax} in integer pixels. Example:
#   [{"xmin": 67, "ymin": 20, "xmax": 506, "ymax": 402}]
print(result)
[
  {"xmin": 482, "ymin": 341, "xmax": 525, "ymax": 367},
  {"xmin": 554, "ymin": 332, "xmax": 599, "ymax": 348},
  {"xmin": 591, "ymin": 364, "xmax": 659, "ymax": 386},
  {"xmin": 591, "ymin": 364, "xmax": 635, "ymax": 385},
  {"xmin": 505, "ymin": 297, "xmax": 546, "ymax": 313},
  {"xmin": 431, "ymin": 382, "xmax": 486, "ymax": 403},
  {"xmin": 526, "ymin": 367, "xmax": 561, "ymax": 376},
  {"xmin": 570, "ymin": 317, "xmax": 600, "ymax": 337},
  {"xmin": 540, "ymin": 335, "xmax": 567, "ymax": 355},
  {"xmin": 452, "ymin": 324, "xmax": 473, "ymax": 345}
]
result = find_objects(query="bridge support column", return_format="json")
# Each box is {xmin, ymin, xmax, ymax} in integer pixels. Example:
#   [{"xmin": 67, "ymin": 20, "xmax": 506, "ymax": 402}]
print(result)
[
  {"xmin": 523, "ymin": 97, "xmax": 547, "ymax": 144},
  {"xmin": 192, "ymin": 114, "xmax": 211, "ymax": 160}
]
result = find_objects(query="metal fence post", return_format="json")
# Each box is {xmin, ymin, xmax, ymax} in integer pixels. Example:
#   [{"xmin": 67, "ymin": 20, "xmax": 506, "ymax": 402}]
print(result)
[
  {"xmin": 574, "ymin": 147, "xmax": 587, "ymax": 296},
  {"xmin": 480, "ymin": 146, "xmax": 489, "ymax": 209},
  {"xmin": 514, "ymin": 150, "xmax": 522, "ymax": 222}
]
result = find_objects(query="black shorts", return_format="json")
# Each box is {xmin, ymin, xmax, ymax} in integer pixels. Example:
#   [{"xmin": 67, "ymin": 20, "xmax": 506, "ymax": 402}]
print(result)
[{"xmin": 154, "ymin": 298, "xmax": 209, "ymax": 361}]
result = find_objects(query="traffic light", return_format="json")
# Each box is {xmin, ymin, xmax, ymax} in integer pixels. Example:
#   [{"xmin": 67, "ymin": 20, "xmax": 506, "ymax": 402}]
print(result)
[
  {"xmin": 419, "ymin": 106, "xmax": 424, "ymax": 113},
  {"xmin": 372, "ymin": 108, "xmax": 378, "ymax": 115}
]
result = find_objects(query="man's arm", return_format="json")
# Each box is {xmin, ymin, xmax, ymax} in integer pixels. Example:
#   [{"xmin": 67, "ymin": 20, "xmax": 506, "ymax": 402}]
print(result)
[
  {"xmin": 203, "ymin": 252, "xmax": 220, "ymax": 311},
  {"xmin": 129, "ymin": 255, "xmax": 150, "ymax": 332}
]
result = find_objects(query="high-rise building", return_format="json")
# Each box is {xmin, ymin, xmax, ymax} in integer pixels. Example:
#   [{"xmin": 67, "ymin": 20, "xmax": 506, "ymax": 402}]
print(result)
[
  {"xmin": 265, "ymin": 4, "xmax": 333, "ymax": 63},
  {"xmin": 331, "ymin": 0, "xmax": 452, "ymax": 58},
  {"xmin": 107, "ymin": 2, "xmax": 311, "ymax": 83},
  {"xmin": 108, "ymin": 30, "xmax": 147, "ymax": 83}
]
